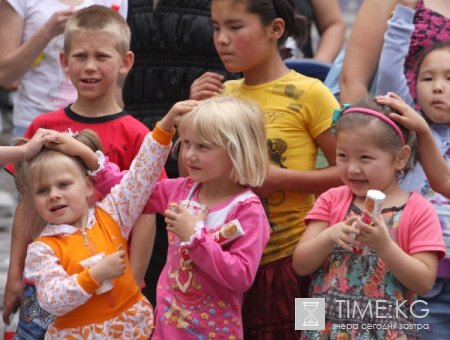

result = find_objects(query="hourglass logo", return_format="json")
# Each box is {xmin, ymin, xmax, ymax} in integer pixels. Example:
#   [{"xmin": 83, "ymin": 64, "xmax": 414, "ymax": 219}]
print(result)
[{"xmin": 295, "ymin": 298, "xmax": 325, "ymax": 330}]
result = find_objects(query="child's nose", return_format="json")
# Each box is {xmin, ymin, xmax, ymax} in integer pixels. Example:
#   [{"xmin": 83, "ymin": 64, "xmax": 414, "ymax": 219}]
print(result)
[
  {"xmin": 347, "ymin": 162, "xmax": 361, "ymax": 174},
  {"xmin": 84, "ymin": 57, "xmax": 97, "ymax": 70},
  {"xmin": 216, "ymin": 31, "xmax": 230, "ymax": 46},
  {"xmin": 432, "ymin": 79, "xmax": 444, "ymax": 93},
  {"xmin": 49, "ymin": 187, "xmax": 61, "ymax": 199},
  {"xmin": 184, "ymin": 147, "xmax": 196, "ymax": 160}
]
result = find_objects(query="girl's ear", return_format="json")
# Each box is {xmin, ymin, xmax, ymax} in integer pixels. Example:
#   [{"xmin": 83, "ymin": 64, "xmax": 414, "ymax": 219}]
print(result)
[
  {"xmin": 270, "ymin": 18, "xmax": 285, "ymax": 40},
  {"xmin": 396, "ymin": 145, "xmax": 411, "ymax": 172},
  {"xmin": 120, "ymin": 51, "xmax": 134, "ymax": 74},
  {"xmin": 85, "ymin": 177, "xmax": 95, "ymax": 199}
]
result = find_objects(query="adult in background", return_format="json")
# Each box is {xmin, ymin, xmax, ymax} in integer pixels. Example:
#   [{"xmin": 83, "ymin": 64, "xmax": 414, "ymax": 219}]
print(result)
[{"xmin": 291, "ymin": 0, "xmax": 345, "ymax": 63}]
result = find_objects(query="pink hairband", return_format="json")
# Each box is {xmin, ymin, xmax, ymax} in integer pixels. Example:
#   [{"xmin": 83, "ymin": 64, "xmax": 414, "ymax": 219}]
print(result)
[{"xmin": 332, "ymin": 106, "xmax": 405, "ymax": 145}]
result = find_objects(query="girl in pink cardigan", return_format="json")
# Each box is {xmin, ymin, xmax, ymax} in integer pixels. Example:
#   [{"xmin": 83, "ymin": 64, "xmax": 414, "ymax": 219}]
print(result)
[{"xmin": 293, "ymin": 96, "xmax": 445, "ymax": 339}]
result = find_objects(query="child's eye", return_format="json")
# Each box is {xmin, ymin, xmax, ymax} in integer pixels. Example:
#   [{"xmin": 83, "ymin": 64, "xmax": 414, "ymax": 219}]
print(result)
[
  {"xmin": 58, "ymin": 181, "xmax": 72, "ymax": 189},
  {"xmin": 35, "ymin": 187, "xmax": 49, "ymax": 195},
  {"xmin": 96, "ymin": 53, "xmax": 110, "ymax": 59},
  {"xmin": 336, "ymin": 152, "xmax": 346, "ymax": 159},
  {"xmin": 230, "ymin": 25, "xmax": 243, "ymax": 30}
]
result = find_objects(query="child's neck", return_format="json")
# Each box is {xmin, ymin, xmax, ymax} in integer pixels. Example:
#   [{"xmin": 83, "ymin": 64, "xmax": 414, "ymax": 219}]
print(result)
[
  {"xmin": 71, "ymin": 96, "xmax": 122, "ymax": 118},
  {"xmin": 244, "ymin": 55, "xmax": 289, "ymax": 86},
  {"xmin": 197, "ymin": 181, "xmax": 246, "ymax": 208}
]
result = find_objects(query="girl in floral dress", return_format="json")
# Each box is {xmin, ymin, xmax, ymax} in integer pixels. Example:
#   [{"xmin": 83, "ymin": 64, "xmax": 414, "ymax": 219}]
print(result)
[{"xmin": 293, "ymin": 97, "xmax": 446, "ymax": 339}]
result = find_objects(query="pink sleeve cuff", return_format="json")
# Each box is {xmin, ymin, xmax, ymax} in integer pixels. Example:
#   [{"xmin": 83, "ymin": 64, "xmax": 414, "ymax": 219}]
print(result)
[{"xmin": 180, "ymin": 221, "xmax": 206, "ymax": 247}]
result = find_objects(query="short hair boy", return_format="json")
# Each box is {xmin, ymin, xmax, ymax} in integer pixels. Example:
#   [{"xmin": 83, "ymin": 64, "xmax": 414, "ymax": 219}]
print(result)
[{"xmin": 3, "ymin": 6, "xmax": 162, "ymax": 338}]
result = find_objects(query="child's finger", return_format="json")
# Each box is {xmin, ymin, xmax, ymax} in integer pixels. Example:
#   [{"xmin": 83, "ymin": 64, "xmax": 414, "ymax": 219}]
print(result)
[
  {"xmin": 165, "ymin": 216, "xmax": 175, "ymax": 226},
  {"xmin": 166, "ymin": 225, "xmax": 176, "ymax": 233},
  {"xmin": 164, "ymin": 208, "xmax": 178, "ymax": 219},
  {"xmin": 346, "ymin": 221, "xmax": 360, "ymax": 235},
  {"xmin": 199, "ymin": 206, "xmax": 208, "ymax": 220},
  {"xmin": 388, "ymin": 112, "xmax": 403, "ymax": 121},
  {"xmin": 338, "ymin": 239, "xmax": 354, "ymax": 252},
  {"xmin": 345, "ymin": 215, "xmax": 358, "ymax": 225},
  {"xmin": 177, "ymin": 205, "xmax": 195, "ymax": 216}
]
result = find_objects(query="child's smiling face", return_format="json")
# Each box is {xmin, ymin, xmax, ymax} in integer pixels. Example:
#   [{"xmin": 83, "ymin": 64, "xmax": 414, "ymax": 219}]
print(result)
[
  {"xmin": 336, "ymin": 128, "xmax": 404, "ymax": 198},
  {"xmin": 30, "ymin": 153, "xmax": 93, "ymax": 229}
]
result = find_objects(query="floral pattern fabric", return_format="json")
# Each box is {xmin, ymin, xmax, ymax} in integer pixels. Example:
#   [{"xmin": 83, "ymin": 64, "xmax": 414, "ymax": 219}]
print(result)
[{"xmin": 303, "ymin": 204, "xmax": 419, "ymax": 340}]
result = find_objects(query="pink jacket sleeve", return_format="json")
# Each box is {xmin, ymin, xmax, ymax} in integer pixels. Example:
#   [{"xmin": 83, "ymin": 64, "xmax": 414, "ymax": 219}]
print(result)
[
  {"xmin": 183, "ymin": 197, "xmax": 270, "ymax": 292},
  {"xmin": 305, "ymin": 186, "xmax": 353, "ymax": 226},
  {"xmin": 398, "ymin": 192, "xmax": 446, "ymax": 259},
  {"xmin": 92, "ymin": 159, "xmax": 126, "ymax": 198}
]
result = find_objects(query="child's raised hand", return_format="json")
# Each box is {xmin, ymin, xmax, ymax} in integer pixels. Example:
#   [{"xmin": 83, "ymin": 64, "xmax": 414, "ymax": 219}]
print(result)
[
  {"xmin": 43, "ymin": 8, "xmax": 77, "ymax": 38},
  {"xmin": 356, "ymin": 211, "xmax": 392, "ymax": 253},
  {"xmin": 43, "ymin": 129, "xmax": 91, "ymax": 156},
  {"xmin": 190, "ymin": 72, "xmax": 224, "ymax": 100},
  {"xmin": 164, "ymin": 205, "xmax": 208, "ymax": 242},
  {"xmin": 326, "ymin": 215, "xmax": 359, "ymax": 251},
  {"xmin": 159, "ymin": 100, "xmax": 199, "ymax": 132},
  {"xmin": 22, "ymin": 128, "xmax": 58, "ymax": 160},
  {"xmin": 89, "ymin": 245, "xmax": 126, "ymax": 283},
  {"xmin": 376, "ymin": 92, "xmax": 429, "ymax": 134}
]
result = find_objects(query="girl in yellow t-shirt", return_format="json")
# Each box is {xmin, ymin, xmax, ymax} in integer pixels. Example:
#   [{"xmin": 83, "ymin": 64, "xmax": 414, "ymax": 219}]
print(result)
[{"xmin": 189, "ymin": 0, "xmax": 341, "ymax": 338}]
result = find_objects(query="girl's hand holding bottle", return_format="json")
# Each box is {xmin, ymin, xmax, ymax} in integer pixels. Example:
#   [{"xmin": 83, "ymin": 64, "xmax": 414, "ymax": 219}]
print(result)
[
  {"xmin": 325, "ymin": 216, "xmax": 359, "ymax": 251},
  {"xmin": 88, "ymin": 245, "xmax": 127, "ymax": 284},
  {"xmin": 164, "ymin": 205, "xmax": 208, "ymax": 242},
  {"xmin": 355, "ymin": 210, "xmax": 393, "ymax": 254}
]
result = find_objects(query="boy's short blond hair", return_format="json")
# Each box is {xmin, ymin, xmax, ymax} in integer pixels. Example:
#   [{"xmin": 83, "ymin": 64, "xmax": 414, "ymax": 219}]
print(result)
[
  {"xmin": 178, "ymin": 96, "xmax": 269, "ymax": 187},
  {"xmin": 64, "ymin": 5, "xmax": 131, "ymax": 55}
]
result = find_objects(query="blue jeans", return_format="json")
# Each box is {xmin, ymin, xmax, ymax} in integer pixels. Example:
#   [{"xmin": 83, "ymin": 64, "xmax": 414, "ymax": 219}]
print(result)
[
  {"xmin": 415, "ymin": 278, "xmax": 450, "ymax": 340},
  {"xmin": 15, "ymin": 284, "xmax": 54, "ymax": 340}
]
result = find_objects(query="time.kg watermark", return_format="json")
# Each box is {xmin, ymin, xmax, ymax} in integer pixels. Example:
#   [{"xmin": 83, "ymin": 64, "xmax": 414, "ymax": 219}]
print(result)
[{"xmin": 295, "ymin": 298, "xmax": 430, "ymax": 331}]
